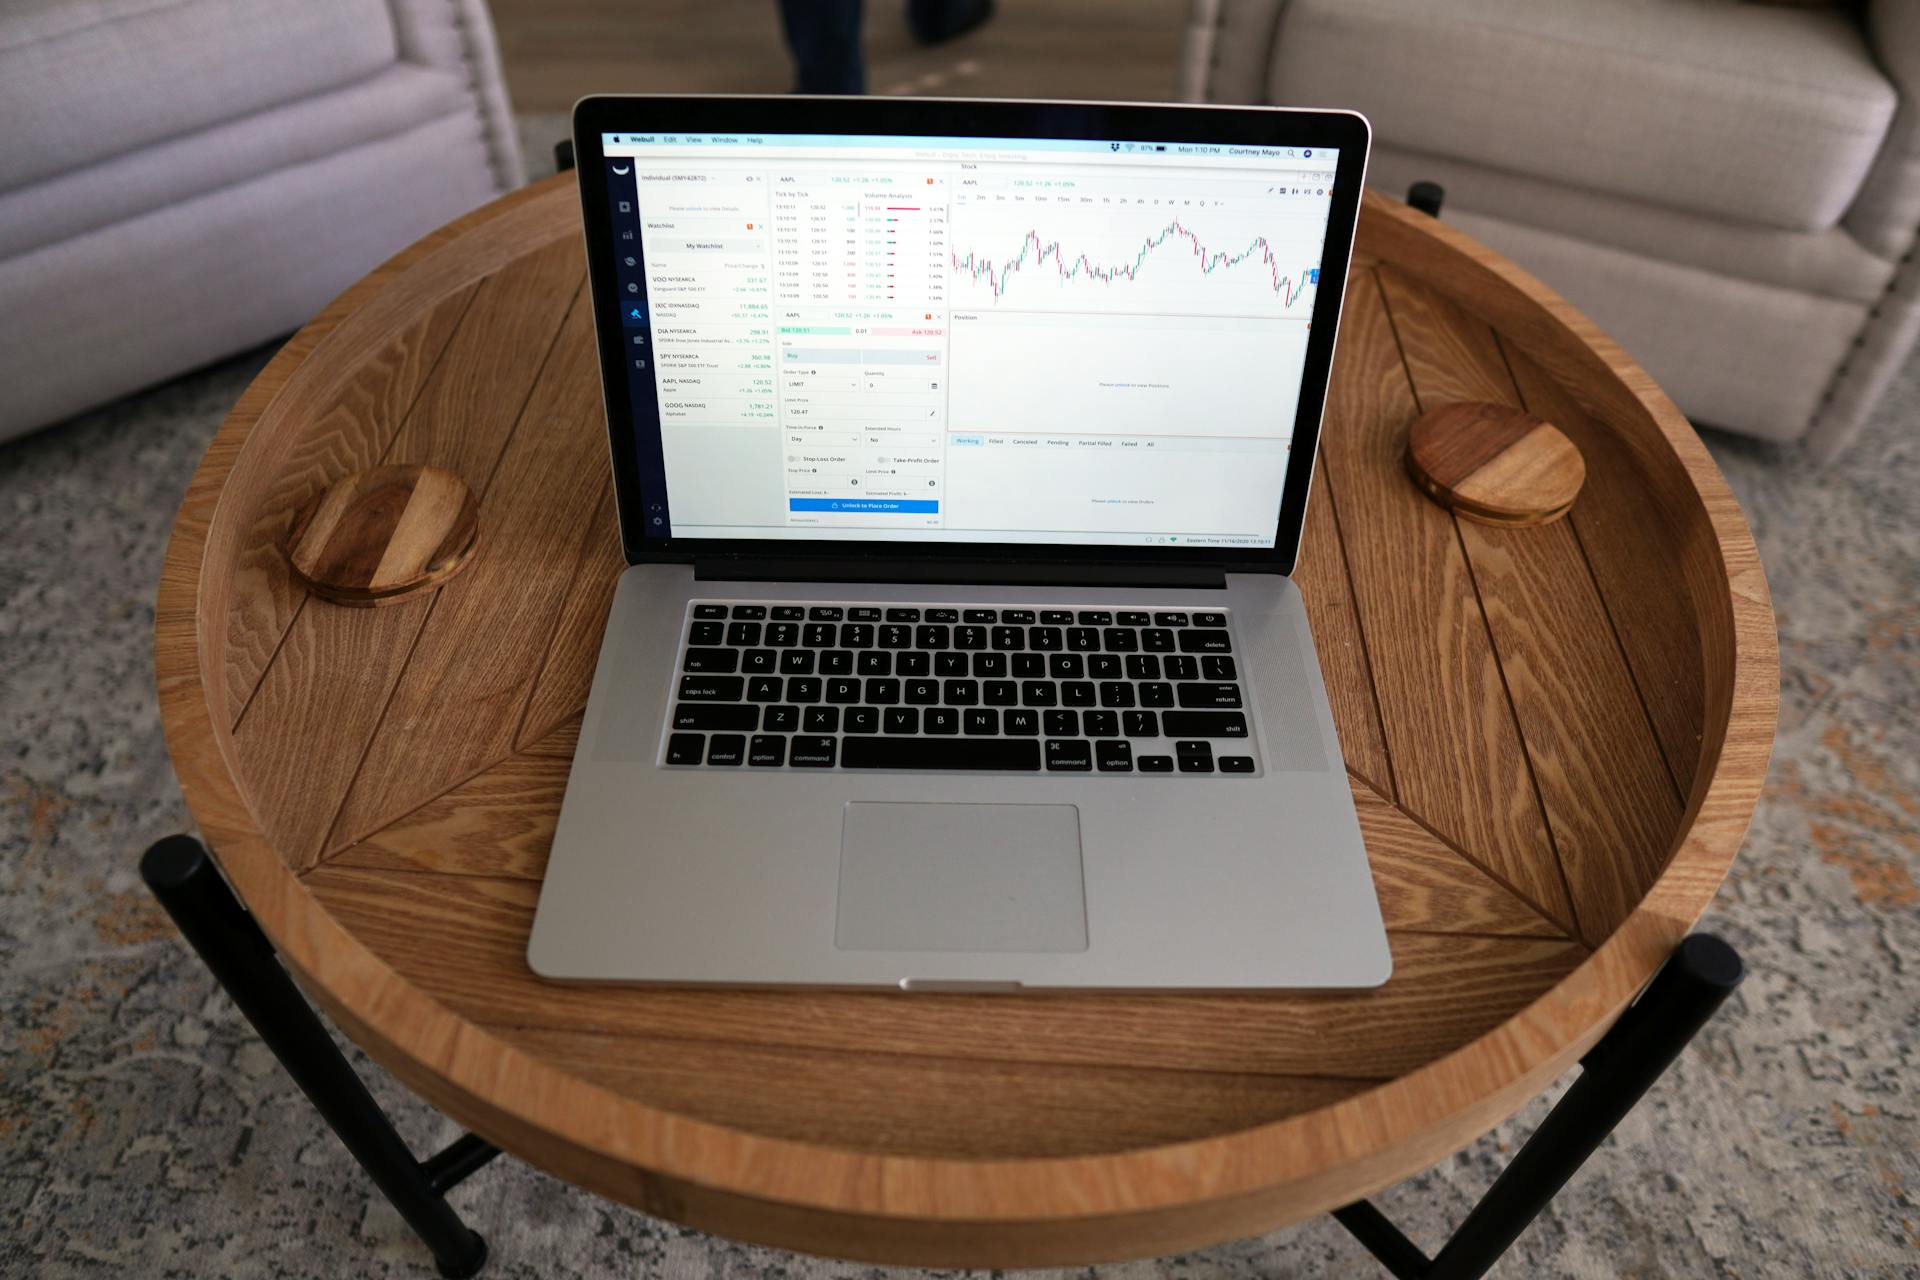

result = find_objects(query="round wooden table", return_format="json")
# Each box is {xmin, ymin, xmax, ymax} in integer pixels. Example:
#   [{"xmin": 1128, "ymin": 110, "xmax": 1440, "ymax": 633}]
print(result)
[{"xmin": 157, "ymin": 175, "xmax": 1776, "ymax": 1267}]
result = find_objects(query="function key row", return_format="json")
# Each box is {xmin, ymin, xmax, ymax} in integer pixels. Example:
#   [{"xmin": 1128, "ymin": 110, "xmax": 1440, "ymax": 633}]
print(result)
[{"xmin": 693, "ymin": 603, "xmax": 1231, "ymax": 627}]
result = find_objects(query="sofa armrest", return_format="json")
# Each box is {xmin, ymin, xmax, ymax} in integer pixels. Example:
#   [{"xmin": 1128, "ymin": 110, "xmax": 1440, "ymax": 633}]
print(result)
[
  {"xmin": 1179, "ymin": 0, "xmax": 1286, "ymax": 104},
  {"xmin": 1846, "ymin": 0, "xmax": 1920, "ymax": 258},
  {"xmin": 386, "ymin": 0, "xmax": 526, "ymax": 192}
]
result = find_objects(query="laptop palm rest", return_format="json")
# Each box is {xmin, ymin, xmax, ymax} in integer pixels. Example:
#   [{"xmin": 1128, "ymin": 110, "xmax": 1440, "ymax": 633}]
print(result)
[{"xmin": 835, "ymin": 803, "xmax": 1089, "ymax": 954}]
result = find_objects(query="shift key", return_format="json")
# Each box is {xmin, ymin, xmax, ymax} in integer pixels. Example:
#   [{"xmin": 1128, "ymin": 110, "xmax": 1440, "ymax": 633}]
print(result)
[
  {"xmin": 678, "ymin": 675, "xmax": 744, "ymax": 701},
  {"xmin": 1159, "ymin": 710, "xmax": 1250, "ymax": 738}
]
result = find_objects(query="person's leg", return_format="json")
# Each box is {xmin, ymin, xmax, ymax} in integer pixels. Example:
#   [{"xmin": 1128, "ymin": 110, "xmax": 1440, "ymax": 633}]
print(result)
[
  {"xmin": 778, "ymin": 0, "xmax": 867, "ymax": 95},
  {"xmin": 905, "ymin": 0, "xmax": 994, "ymax": 46}
]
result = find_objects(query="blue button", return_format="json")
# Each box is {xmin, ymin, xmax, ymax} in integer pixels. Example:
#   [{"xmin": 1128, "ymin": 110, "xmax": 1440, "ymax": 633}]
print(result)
[
  {"xmin": 789, "ymin": 498, "xmax": 938, "ymax": 514},
  {"xmin": 621, "ymin": 303, "xmax": 647, "ymax": 324}
]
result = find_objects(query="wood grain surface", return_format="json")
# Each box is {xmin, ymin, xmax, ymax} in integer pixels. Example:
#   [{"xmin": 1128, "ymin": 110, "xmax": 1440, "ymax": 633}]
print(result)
[
  {"xmin": 153, "ymin": 178, "xmax": 1777, "ymax": 1267},
  {"xmin": 284, "ymin": 464, "xmax": 480, "ymax": 605},
  {"xmin": 1405, "ymin": 400, "xmax": 1584, "ymax": 526}
]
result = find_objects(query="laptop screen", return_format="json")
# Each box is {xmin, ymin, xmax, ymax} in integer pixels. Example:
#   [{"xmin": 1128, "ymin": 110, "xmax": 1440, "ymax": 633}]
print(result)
[{"xmin": 596, "ymin": 128, "xmax": 1345, "ymax": 551}]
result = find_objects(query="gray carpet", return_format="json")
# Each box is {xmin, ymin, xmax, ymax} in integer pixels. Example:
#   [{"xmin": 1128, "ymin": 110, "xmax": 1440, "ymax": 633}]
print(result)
[{"xmin": 5, "ymin": 179, "xmax": 1917, "ymax": 1279}]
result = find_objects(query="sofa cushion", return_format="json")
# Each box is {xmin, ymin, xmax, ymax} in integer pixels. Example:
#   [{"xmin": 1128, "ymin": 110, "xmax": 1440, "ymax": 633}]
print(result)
[
  {"xmin": 1268, "ymin": 0, "xmax": 1898, "ymax": 232},
  {"xmin": 0, "ymin": 0, "xmax": 399, "ymax": 192}
]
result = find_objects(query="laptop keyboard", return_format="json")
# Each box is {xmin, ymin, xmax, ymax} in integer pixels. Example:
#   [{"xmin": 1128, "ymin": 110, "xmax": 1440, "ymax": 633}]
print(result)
[{"xmin": 662, "ymin": 602, "xmax": 1258, "ymax": 775}]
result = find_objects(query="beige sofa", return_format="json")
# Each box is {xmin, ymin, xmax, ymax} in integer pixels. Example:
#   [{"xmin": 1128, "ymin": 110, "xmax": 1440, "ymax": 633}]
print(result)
[
  {"xmin": 1182, "ymin": 0, "xmax": 1919, "ymax": 459},
  {"xmin": 0, "ymin": 0, "xmax": 526, "ymax": 443}
]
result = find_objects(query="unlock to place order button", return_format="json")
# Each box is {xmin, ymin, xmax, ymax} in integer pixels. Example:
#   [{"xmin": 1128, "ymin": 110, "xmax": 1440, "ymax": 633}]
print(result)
[{"xmin": 789, "ymin": 498, "xmax": 939, "ymax": 514}]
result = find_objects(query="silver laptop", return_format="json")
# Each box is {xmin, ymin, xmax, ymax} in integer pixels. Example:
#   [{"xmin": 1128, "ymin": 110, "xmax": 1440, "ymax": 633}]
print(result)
[{"xmin": 529, "ymin": 95, "xmax": 1389, "ymax": 991}]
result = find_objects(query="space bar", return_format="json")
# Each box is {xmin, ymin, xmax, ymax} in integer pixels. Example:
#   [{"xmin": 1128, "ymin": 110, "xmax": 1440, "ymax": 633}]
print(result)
[{"xmin": 841, "ymin": 738, "xmax": 1042, "ymax": 770}]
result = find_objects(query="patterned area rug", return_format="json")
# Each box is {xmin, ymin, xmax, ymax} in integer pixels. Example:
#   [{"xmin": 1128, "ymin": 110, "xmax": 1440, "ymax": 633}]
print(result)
[{"xmin": 4, "ymin": 148, "xmax": 1915, "ymax": 1279}]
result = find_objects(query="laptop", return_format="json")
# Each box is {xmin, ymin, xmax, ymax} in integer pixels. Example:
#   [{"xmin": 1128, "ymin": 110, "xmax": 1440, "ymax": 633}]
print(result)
[{"xmin": 528, "ymin": 95, "xmax": 1390, "ymax": 991}]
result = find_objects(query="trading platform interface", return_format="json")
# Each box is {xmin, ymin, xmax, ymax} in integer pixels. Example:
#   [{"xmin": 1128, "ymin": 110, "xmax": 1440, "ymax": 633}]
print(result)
[{"xmin": 600, "ymin": 132, "xmax": 1341, "ymax": 548}]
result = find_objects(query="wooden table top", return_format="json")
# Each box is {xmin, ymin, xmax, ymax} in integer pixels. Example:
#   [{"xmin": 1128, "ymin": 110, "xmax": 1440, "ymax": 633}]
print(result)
[{"xmin": 157, "ymin": 175, "xmax": 1776, "ymax": 1267}]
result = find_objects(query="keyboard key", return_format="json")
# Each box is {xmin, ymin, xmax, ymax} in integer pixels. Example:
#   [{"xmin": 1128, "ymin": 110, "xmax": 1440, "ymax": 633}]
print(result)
[
  {"xmin": 1066, "ymin": 627, "xmax": 1100, "ymax": 652},
  {"xmin": 786, "ymin": 678, "xmax": 821, "ymax": 703},
  {"xmin": 1061, "ymin": 682, "xmax": 1096, "ymax": 707},
  {"xmin": 896, "ymin": 651, "xmax": 930, "ymax": 676},
  {"xmin": 1177, "ymin": 683, "xmax": 1243, "ymax": 708},
  {"xmin": 884, "ymin": 707, "xmax": 920, "ymax": 734},
  {"xmin": 840, "ymin": 623, "xmax": 874, "ymax": 647},
  {"xmin": 925, "ymin": 608, "xmax": 959, "ymax": 623},
  {"xmin": 803, "ymin": 623, "xmax": 836, "ymax": 647},
  {"xmin": 762, "ymin": 705, "xmax": 799, "ymax": 732},
  {"xmin": 766, "ymin": 623, "xmax": 799, "ymax": 647},
  {"xmin": 1179, "ymin": 630, "xmax": 1233, "ymax": 653},
  {"xmin": 790, "ymin": 736, "xmax": 837, "ymax": 767},
  {"xmin": 916, "ymin": 624, "xmax": 950, "ymax": 649},
  {"xmin": 1045, "ymin": 739, "xmax": 1092, "ymax": 771},
  {"xmin": 1126, "ymin": 654, "xmax": 1161, "ymax": 681},
  {"xmin": 1011, "ymin": 653, "xmax": 1045, "ymax": 678},
  {"xmin": 1021, "ymin": 681, "xmax": 1057, "ymax": 706},
  {"xmin": 991, "ymin": 625, "xmax": 1025, "ymax": 650},
  {"xmin": 1041, "ymin": 610, "xmax": 1074, "ymax": 625},
  {"xmin": 1077, "ymin": 610, "xmax": 1113, "ymax": 626},
  {"xmin": 679, "ymin": 675, "xmax": 744, "ymax": 701},
  {"xmin": 1141, "ymin": 628, "xmax": 1175, "ymax": 653},
  {"xmin": 935, "ymin": 652, "xmax": 968, "ymax": 677},
  {"xmin": 747, "ymin": 676, "xmax": 783, "ymax": 702},
  {"xmin": 954, "ymin": 625, "xmax": 987, "ymax": 650},
  {"xmin": 1176, "ymin": 740, "xmax": 1215, "ymax": 772},
  {"xmin": 1202, "ymin": 654, "xmax": 1237, "ymax": 680},
  {"xmin": 730, "ymin": 605, "xmax": 766, "ymax": 620},
  {"xmin": 845, "ymin": 706, "xmax": 880, "ymax": 734},
  {"xmin": 808, "ymin": 606, "xmax": 844, "ymax": 622},
  {"xmin": 707, "ymin": 734, "xmax": 745, "ymax": 766},
  {"xmin": 1139, "ymin": 682, "xmax": 1174, "ymax": 708},
  {"xmin": 1004, "ymin": 708, "xmax": 1040, "ymax": 735},
  {"xmin": 820, "ymin": 650, "xmax": 854, "ymax": 675},
  {"xmin": 1219, "ymin": 756, "xmax": 1256, "ymax": 773},
  {"xmin": 683, "ymin": 648, "xmax": 739, "ymax": 673},
  {"xmin": 1088, "ymin": 653, "xmax": 1122, "ymax": 679},
  {"xmin": 688, "ymin": 621, "xmax": 724, "ymax": 646},
  {"xmin": 1083, "ymin": 710, "xmax": 1120, "ymax": 737},
  {"xmin": 964, "ymin": 708, "xmax": 999, "ymax": 735},
  {"xmin": 842, "ymin": 737, "xmax": 1040, "ymax": 770},
  {"xmin": 847, "ymin": 606, "xmax": 881, "ymax": 621},
  {"xmin": 1096, "ymin": 739, "xmax": 1134, "ymax": 771},
  {"xmin": 925, "ymin": 708, "xmax": 959, "ymax": 734},
  {"xmin": 857, "ymin": 651, "xmax": 891, "ymax": 675},
  {"xmin": 1165, "ymin": 655, "xmax": 1199, "ymax": 681},
  {"xmin": 879, "ymin": 625, "xmax": 912, "ymax": 649},
  {"xmin": 726, "ymin": 621, "xmax": 761, "ymax": 646},
  {"xmin": 1043, "ymin": 709, "xmax": 1079, "ymax": 736},
  {"xmin": 693, "ymin": 604, "xmax": 727, "ymax": 619},
  {"xmin": 740, "ymin": 648, "xmax": 776, "ymax": 674},
  {"xmin": 1049, "ymin": 653, "xmax": 1084, "ymax": 679},
  {"xmin": 665, "ymin": 732, "xmax": 705, "ymax": 764},
  {"xmin": 1118, "ymin": 611, "xmax": 1151, "ymax": 626},
  {"xmin": 1162, "ymin": 711, "xmax": 1250, "ymax": 738},
  {"xmin": 1194, "ymin": 612, "xmax": 1228, "ymax": 627},
  {"xmin": 1029, "ymin": 626, "xmax": 1063, "ymax": 651},
  {"xmin": 1001, "ymin": 609, "xmax": 1035, "ymax": 625},
  {"xmin": 1123, "ymin": 710, "xmax": 1160, "ymax": 737},
  {"xmin": 803, "ymin": 706, "xmax": 839, "ymax": 733},
  {"xmin": 944, "ymin": 679, "xmax": 979, "ymax": 706},
  {"xmin": 1098, "ymin": 682, "xmax": 1135, "ymax": 708},
  {"xmin": 825, "ymin": 677, "xmax": 861, "ymax": 703},
  {"xmin": 972, "ymin": 652, "xmax": 1007, "ymax": 677},
  {"xmin": 1138, "ymin": 755, "xmax": 1174, "ymax": 772},
  {"xmin": 672, "ymin": 705, "xmax": 757, "ymax": 731},
  {"xmin": 1102, "ymin": 628, "xmax": 1139, "ymax": 652},
  {"xmin": 864, "ymin": 678, "xmax": 900, "ymax": 704},
  {"xmin": 748, "ymin": 735, "xmax": 786, "ymax": 766},
  {"xmin": 963, "ymin": 608, "xmax": 997, "ymax": 623},
  {"xmin": 904, "ymin": 678, "xmax": 940, "ymax": 705},
  {"xmin": 984, "ymin": 680, "xmax": 1018, "ymax": 706},
  {"xmin": 885, "ymin": 607, "xmax": 921, "ymax": 622},
  {"xmin": 779, "ymin": 650, "xmax": 815, "ymax": 675},
  {"xmin": 771, "ymin": 605, "xmax": 805, "ymax": 621},
  {"xmin": 1154, "ymin": 611, "xmax": 1189, "ymax": 627}
]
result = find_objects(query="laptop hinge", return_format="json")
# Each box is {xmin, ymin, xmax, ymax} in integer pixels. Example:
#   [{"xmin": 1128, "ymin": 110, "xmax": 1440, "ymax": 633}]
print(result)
[{"xmin": 694, "ymin": 555, "xmax": 1227, "ymax": 590}]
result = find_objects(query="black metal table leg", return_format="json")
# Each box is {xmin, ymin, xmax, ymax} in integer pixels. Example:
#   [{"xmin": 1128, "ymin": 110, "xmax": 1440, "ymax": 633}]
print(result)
[
  {"xmin": 142, "ymin": 836, "xmax": 502, "ymax": 1278},
  {"xmin": 1333, "ymin": 933, "xmax": 1744, "ymax": 1279}
]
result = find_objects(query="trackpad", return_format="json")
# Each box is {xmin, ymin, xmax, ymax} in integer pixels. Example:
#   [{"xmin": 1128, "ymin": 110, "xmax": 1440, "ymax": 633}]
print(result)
[{"xmin": 835, "ymin": 803, "xmax": 1088, "ymax": 953}]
